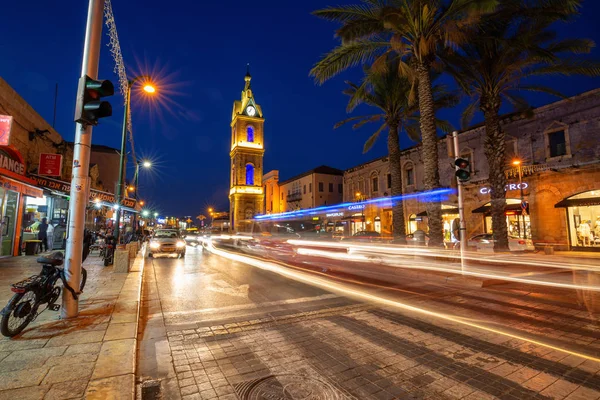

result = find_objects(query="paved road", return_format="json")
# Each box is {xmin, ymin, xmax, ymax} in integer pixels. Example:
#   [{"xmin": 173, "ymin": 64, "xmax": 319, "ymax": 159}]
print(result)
[{"xmin": 137, "ymin": 245, "xmax": 600, "ymax": 400}]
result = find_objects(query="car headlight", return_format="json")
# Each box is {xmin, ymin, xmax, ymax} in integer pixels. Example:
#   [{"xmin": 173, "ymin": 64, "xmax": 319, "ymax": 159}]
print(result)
[
  {"xmin": 150, "ymin": 242, "xmax": 160, "ymax": 249},
  {"xmin": 176, "ymin": 241, "xmax": 186, "ymax": 248}
]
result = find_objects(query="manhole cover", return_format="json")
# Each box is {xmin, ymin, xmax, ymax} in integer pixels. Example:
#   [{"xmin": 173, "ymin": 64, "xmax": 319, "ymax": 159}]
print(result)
[{"xmin": 236, "ymin": 374, "xmax": 343, "ymax": 400}]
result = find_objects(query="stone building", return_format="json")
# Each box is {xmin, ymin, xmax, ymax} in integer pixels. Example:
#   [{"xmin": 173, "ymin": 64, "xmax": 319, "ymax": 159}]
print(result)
[
  {"xmin": 262, "ymin": 166, "xmax": 344, "ymax": 213},
  {"xmin": 229, "ymin": 69, "xmax": 265, "ymax": 232},
  {"xmin": 0, "ymin": 77, "xmax": 130, "ymax": 255},
  {"xmin": 343, "ymin": 89, "xmax": 600, "ymax": 250}
]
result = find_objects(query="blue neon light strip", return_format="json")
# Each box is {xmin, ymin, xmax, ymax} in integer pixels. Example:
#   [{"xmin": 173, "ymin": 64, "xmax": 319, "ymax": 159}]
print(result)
[{"xmin": 254, "ymin": 188, "xmax": 454, "ymax": 221}]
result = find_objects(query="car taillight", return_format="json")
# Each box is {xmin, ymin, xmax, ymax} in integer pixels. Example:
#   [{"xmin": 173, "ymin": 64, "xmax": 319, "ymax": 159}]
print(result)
[
  {"xmin": 11, "ymin": 287, "xmax": 26, "ymax": 293},
  {"xmin": 518, "ymin": 240, "xmax": 525, "ymax": 245}
]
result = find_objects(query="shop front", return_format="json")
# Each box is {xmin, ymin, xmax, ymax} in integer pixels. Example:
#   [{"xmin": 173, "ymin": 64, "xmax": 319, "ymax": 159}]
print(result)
[
  {"xmin": 416, "ymin": 204, "xmax": 459, "ymax": 244},
  {"xmin": 555, "ymin": 190, "xmax": 600, "ymax": 251},
  {"xmin": 32, "ymin": 175, "xmax": 138, "ymax": 234},
  {"xmin": 0, "ymin": 146, "xmax": 44, "ymax": 256},
  {"xmin": 472, "ymin": 198, "xmax": 531, "ymax": 239}
]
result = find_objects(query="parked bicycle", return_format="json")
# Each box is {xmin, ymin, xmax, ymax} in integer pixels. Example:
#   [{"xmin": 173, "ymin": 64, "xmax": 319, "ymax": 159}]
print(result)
[
  {"xmin": 101, "ymin": 235, "xmax": 117, "ymax": 266},
  {"xmin": 0, "ymin": 252, "xmax": 87, "ymax": 337}
]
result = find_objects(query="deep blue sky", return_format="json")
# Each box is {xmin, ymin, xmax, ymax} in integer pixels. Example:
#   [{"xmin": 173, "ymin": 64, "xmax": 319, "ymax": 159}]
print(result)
[{"xmin": 1, "ymin": 1, "xmax": 599, "ymax": 216}]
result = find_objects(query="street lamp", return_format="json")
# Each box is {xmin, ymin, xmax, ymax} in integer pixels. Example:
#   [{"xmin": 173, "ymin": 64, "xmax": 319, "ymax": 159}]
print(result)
[
  {"xmin": 512, "ymin": 159, "xmax": 526, "ymax": 239},
  {"xmin": 114, "ymin": 77, "xmax": 157, "ymax": 244}
]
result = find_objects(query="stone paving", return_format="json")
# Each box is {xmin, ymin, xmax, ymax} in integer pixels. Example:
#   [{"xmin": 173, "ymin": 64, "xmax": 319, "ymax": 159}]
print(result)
[
  {"xmin": 137, "ymin": 252, "xmax": 600, "ymax": 400},
  {"xmin": 0, "ymin": 250, "xmax": 143, "ymax": 400}
]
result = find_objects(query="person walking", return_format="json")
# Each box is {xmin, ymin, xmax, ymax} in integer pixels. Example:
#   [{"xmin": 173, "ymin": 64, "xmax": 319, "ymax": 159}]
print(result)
[{"xmin": 38, "ymin": 218, "xmax": 49, "ymax": 252}]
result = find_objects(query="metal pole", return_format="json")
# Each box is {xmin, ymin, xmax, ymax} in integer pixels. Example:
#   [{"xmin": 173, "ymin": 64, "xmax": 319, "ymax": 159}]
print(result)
[
  {"xmin": 452, "ymin": 131, "xmax": 467, "ymax": 267},
  {"xmin": 519, "ymin": 164, "xmax": 526, "ymax": 239},
  {"xmin": 114, "ymin": 84, "xmax": 131, "ymax": 244},
  {"xmin": 62, "ymin": 0, "xmax": 105, "ymax": 319}
]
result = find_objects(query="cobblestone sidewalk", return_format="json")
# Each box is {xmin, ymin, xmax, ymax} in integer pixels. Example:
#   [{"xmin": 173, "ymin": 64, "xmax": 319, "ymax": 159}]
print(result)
[{"xmin": 0, "ymin": 251, "xmax": 144, "ymax": 400}]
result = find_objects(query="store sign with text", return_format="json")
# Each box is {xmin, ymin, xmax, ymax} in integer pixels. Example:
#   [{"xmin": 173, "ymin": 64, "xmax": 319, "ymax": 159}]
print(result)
[
  {"xmin": 480, "ymin": 182, "xmax": 529, "ymax": 195},
  {"xmin": 326, "ymin": 212, "xmax": 344, "ymax": 217},
  {"xmin": 0, "ymin": 148, "xmax": 25, "ymax": 175},
  {"xmin": 348, "ymin": 204, "xmax": 365, "ymax": 211},
  {"xmin": 32, "ymin": 175, "xmax": 136, "ymax": 208},
  {"xmin": 0, "ymin": 115, "xmax": 13, "ymax": 146},
  {"xmin": 39, "ymin": 153, "xmax": 63, "ymax": 177}
]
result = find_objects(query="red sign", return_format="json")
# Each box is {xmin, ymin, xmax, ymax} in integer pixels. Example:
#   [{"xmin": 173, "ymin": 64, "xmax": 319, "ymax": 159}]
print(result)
[
  {"xmin": 39, "ymin": 153, "xmax": 63, "ymax": 177},
  {"xmin": 0, "ymin": 115, "xmax": 13, "ymax": 146}
]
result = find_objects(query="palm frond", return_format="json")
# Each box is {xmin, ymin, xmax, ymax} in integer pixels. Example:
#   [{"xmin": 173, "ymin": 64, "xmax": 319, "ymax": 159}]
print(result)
[
  {"xmin": 310, "ymin": 40, "xmax": 390, "ymax": 84},
  {"xmin": 461, "ymin": 100, "xmax": 478, "ymax": 129},
  {"xmin": 363, "ymin": 123, "xmax": 386, "ymax": 153}
]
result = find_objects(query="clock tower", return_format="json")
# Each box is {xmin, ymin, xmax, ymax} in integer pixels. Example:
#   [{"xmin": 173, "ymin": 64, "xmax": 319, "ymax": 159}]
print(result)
[{"xmin": 229, "ymin": 66, "xmax": 265, "ymax": 232}]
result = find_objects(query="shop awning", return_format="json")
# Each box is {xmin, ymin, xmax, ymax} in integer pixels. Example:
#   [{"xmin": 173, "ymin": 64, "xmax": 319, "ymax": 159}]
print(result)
[
  {"xmin": 417, "ymin": 207, "xmax": 459, "ymax": 217},
  {"xmin": 555, "ymin": 198, "xmax": 600, "ymax": 208},
  {"xmin": 472, "ymin": 202, "xmax": 525, "ymax": 214}
]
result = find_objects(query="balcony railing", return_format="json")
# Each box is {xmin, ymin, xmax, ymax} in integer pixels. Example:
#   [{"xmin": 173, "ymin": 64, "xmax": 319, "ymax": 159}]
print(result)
[{"xmin": 287, "ymin": 191, "xmax": 302, "ymax": 202}]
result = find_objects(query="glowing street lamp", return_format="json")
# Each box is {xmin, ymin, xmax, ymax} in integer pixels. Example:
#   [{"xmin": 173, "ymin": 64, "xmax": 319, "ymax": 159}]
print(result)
[{"xmin": 114, "ymin": 76, "xmax": 157, "ymax": 244}]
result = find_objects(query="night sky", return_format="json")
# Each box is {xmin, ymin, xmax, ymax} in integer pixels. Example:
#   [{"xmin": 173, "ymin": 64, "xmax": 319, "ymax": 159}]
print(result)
[{"xmin": 1, "ymin": 1, "xmax": 599, "ymax": 217}]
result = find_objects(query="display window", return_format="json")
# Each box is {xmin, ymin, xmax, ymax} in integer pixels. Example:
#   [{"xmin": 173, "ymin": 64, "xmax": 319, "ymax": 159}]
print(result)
[{"xmin": 559, "ymin": 190, "xmax": 600, "ymax": 249}]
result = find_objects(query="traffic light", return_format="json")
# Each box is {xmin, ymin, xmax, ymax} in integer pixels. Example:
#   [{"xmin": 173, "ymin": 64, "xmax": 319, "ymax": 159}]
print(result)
[
  {"xmin": 455, "ymin": 158, "xmax": 471, "ymax": 182},
  {"xmin": 74, "ymin": 75, "xmax": 114, "ymax": 126}
]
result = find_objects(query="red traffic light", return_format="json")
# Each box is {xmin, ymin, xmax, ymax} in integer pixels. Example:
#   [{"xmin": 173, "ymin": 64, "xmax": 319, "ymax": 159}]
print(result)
[{"xmin": 455, "ymin": 158, "xmax": 469, "ymax": 169}]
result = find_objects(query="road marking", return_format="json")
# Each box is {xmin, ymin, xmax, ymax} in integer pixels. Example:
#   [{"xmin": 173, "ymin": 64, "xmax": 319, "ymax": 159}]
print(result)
[
  {"xmin": 161, "ymin": 293, "xmax": 340, "ymax": 317},
  {"xmin": 207, "ymin": 279, "xmax": 249, "ymax": 298}
]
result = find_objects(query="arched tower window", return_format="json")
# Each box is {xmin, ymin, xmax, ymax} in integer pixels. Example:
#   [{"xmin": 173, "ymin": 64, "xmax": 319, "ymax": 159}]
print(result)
[
  {"xmin": 246, "ymin": 163, "xmax": 255, "ymax": 185},
  {"xmin": 247, "ymin": 126, "xmax": 254, "ymax": 143}
]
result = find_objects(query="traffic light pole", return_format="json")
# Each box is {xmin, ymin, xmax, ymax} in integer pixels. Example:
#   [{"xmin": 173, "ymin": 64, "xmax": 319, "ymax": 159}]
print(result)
[
  {"xmin": 452, "ymin": 131, "xmax": 467, "ymax": 266},
  {"xmin": 62, "ymin": 0, "xmax": 105, "ymax": 319}
]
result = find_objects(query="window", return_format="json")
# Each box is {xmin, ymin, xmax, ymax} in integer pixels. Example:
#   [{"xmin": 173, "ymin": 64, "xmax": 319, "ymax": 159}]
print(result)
[
  {"xmin": 303, "ymin": 185, "xmax": 306, "ymax": 194},
  {"xmin": 387, "ymin": 174, "xmax": 392, "ymax": 189},
  {"xmin": 338, "ymin": 184, "xmax": 342, "ymax": 193},
  {"xmin": 245, "ymin": 164, "xmax": 254, "ymax": 185},
  {"xmin": 372, "ymin": 177, "xmax": 379, "ymax": 193},
  {"xmin": 406, "ymin": 167, "xmax": 414, "ymax": 186},
  {"xmin": 329, "ymin": 183, "xmax": 333, "ymax": 192},
  {"xmin": 309, "ymin": 183, "xmax": 312, "ymax": 193},
  {"xmin": 549, "ymin": 130, "xmax": 567, "ymax": 157},
  {"xmin": 319, "ymin": 182, "xmax": 324, "ymax": 192},
  {"xmin": 246, "ymin": 126, "xmax": 254, "ymax": 142}
]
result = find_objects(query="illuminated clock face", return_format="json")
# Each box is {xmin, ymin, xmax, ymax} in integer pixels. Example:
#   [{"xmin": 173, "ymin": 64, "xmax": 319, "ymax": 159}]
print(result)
[{"xmin": 246, "ymin": 106, "xmax": 256, "ymax": 116}]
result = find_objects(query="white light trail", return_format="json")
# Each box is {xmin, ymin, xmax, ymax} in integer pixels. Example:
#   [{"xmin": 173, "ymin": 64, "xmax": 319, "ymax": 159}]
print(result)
[{"xmin": 205, "ymin": 241, "xmax": 600, "ymax": 363}]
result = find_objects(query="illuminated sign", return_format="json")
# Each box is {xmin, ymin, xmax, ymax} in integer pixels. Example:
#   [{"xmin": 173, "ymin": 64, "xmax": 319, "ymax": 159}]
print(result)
[
  {"xmin": 0, "ymin": 149, "xmax": 25, "ymax": 175},
  {"xmin": 0, "ymin": 115, "xmax": 13, "ymax": 146},
  {"xmin": 348, "ymin": 204, "xmax": 365, "ymax": 211},
  {"xmin": 326, "ymin": 212, "xmax": 344, "ymax": 217},
  {"xmin": 480, "ymin": 182, "xmax": 528, "ymax": 195},
  {"xmin": 229, "ymin": 186, "xmax": 263, "ymax": 195}
]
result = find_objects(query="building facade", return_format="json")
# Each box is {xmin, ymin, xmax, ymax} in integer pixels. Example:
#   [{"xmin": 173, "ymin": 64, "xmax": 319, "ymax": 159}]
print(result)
[
  {"xmin": 229, "ymin": 69, "xmax": 265, "ymax": 232},
  {"xmin": 263, "ymin": 166, "xmax": 344, "ymax": 213},
  {"xmin": 342, "ymin": 89, "xmax": 600, "ymax": 250}
]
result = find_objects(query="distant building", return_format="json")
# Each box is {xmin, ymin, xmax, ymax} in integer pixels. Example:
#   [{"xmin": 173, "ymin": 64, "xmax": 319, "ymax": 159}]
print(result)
[{"xmin": 263, "ymin": 165, "xmax": 344, "ymax": 213}]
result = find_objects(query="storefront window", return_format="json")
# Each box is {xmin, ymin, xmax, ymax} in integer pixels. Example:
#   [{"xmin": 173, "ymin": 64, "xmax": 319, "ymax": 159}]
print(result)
[{"xmin": 563, "ymin": 190, "xmax": 600, "ymax": 248}]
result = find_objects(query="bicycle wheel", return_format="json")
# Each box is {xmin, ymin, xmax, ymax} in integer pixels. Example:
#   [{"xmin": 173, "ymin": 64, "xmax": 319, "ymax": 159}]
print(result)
[
  {"xmin": 0, "ymin": 290, "xmax": 39, "ymax": 337},
  {"xmin": 80, "ymin": 268, "xmax": 87, "ymax": 292}
]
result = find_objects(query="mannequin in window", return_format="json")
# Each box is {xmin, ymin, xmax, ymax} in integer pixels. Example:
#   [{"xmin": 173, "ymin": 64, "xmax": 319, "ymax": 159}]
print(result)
[
  {"xmin": 595, "ymin": 217, "xmax": 600, "ymax": 243},
  {"xmin": 578, "ymin": 220, "xmax": 591, "ymax": 246}
]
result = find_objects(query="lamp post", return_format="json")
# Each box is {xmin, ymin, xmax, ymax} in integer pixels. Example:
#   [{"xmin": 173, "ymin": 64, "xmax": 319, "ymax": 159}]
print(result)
[
  {"xmin": 512, "ymin": 159, "xmax": 527, "ymax": 239},
  {"xmin": 114, "ymin": 77, "xmax": 156, "ymax": 244}
]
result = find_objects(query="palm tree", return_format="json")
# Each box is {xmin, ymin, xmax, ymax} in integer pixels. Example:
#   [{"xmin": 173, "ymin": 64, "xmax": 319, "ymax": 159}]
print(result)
[
  {"xmin": 336, "ymin": 58, "xmax": 455, "ymax": 241},
  {"xmin": 311, "ymin": 0, "xmax": 497, "ymax": 247},
  {"xmin": 445, "ymin": 0, "xmax": 600, "ymax": 251}
]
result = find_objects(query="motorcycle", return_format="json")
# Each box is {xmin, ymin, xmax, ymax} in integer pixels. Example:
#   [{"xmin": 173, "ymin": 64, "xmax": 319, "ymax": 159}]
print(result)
[{"xmin": 0, "ymin": 252, "xmax": 87, "ymax": 337}]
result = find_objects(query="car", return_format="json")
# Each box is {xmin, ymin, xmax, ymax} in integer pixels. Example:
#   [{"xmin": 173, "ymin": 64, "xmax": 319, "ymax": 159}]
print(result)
[
  {"xmin": 406, "ymin": 230, "xmax": 430, "ymax": 246},
  {"xmin": 468, "ymin": 233, "xmax": 535, "ymax": 251},
  {"xmin": 182, "ymin": 232, "xmax": 201, "ymax": 247},
  {"xmin": 342, "ymin": 230, "xmax": 383, "ymax": 242},
  {"xmin": 147, "ymin": 229, "xmax": 186, "ymax": 258}
]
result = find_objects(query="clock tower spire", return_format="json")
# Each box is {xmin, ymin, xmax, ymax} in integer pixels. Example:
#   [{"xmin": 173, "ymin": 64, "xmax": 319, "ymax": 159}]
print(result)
[{"xmin": 229, "ymin": 66, "xmax": 265, "ymax": 232}]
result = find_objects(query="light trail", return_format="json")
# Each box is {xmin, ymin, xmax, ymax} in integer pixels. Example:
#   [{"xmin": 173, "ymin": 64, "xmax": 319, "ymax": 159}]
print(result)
[
  {"xmin": 293, "ymin": 246, "xmax": 600, "ymax": 292},
  {"xmin": 204, "ymin": 240, "xmax": 600, "ymax": 363}
]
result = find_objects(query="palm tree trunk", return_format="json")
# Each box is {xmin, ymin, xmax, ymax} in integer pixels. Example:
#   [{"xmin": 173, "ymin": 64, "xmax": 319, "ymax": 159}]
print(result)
[
  {"xmin": 482, "ymin": 105, "xmax": 509, "ymax": 252},
  {"xmin": 416, "ymin": 63, "xmax": 443, "ymax": 247},
  {"xmin": 388, "ymin": 123, "xmax": 406, "ymax": 243}
]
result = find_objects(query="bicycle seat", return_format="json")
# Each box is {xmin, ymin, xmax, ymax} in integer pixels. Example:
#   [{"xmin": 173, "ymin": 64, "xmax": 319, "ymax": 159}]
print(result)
[{"xmin": 37, "ymin": 251, "xmax": 64, "ymax": 266}]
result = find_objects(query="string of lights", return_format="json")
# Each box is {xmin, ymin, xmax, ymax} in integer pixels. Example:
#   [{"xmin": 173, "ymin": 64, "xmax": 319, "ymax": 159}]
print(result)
[{"xmin": 103, "ymin": 0, "xmax": 137, "ymax": 167}]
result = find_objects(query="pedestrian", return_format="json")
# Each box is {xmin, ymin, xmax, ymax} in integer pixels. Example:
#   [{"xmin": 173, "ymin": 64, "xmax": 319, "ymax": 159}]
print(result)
[{"xmin": 38, "ymin": 218, "xmax": 49, "ymax": 252}]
